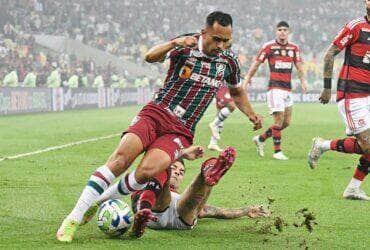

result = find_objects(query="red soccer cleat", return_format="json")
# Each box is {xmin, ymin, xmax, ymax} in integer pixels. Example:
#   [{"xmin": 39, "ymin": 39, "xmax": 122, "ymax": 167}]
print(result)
[
  {"xmin": 131, "ymin": 208, "xmax": 157, "ymax": 238},
  {"xmin": 201, "ymin": 146, "xmax": 237, "ymax": 186}
]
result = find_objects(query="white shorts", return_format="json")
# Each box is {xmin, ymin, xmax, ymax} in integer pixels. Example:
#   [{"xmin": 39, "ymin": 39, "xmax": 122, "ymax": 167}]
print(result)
[
  {"xmin": 147, "ymin": 192, "xmax": 197, "ymax": 230},
  {"xmin": 338, "ymin": 96, "xmax": 370, "ymax": 136},
  {"xmin": 267, "ymin": 89, "xmax": 293, "ymax": 115}
]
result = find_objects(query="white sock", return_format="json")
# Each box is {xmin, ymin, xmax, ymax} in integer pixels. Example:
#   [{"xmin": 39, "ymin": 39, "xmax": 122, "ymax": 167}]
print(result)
[
  {"xmin": 120, "ymin": 169, "xmax": 147, "ymax": 194},
  {"xmin": 67, "ymin": 165, "xmax": 116, "ymax": 223},
  {"xmin": 348, "ymin": 178, "xmax": 362, "ymax": 189},
  {"xmin": 97, "ymin": 181, "xmax": 125, "ymax": 203},
  {"xmin": 209, "ymin": 136, "xmax": 218, "ymax": 145},
  {"xmin": 213, "ymin": 107, "xmax": 231, "ymax": 126},
  {"xmin": 321, "ymin": 140, "xmax": 331, "ymax": 151}
]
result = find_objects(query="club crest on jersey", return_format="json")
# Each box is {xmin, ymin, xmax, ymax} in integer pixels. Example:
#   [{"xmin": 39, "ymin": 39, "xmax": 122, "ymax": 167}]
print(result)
[
  {"xmin": 288, "ymin": 50, "xmax": 294, "ymax": 58},
  {"xmin": 179, "ymin": 65, "xmax": 192, "ymax": 79},
  {"xmin": 216, "ymin": 63, "xmax": 226, "ymax": 76},
  {"xmin": 281, "ymin": 50, "xmax": 287, "ymax": 56}
]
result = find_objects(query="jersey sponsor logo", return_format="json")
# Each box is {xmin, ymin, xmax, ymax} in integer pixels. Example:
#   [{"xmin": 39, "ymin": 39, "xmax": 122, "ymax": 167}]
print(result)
[
  {"xmin": 340, "ymin": 34, "xmax": 353, "ymax": 46},
  {"xmin": 130, "ymin": 116, "xmax": 140, "ymax": 126},
  {"xmin": 189, "ymin": 72, "xmax": 222, "ymax": 87},
  {"xmin": 274, "ymin": 60, "xmax": 292, "ymax": 69},
  {"xmin": 179, "ymin": 65, "xmax": 192, "ymax": 79},
  {"xmin": 363, "ymin": 51, "xmax": 370, "ymax": 64}
]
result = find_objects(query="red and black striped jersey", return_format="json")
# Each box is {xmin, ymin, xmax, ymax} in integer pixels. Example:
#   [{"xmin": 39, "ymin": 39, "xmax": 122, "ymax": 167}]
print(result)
[
  {"xmin": 332, "ymin": 16, "xmax": 370, "ymax": 101},
  {"xmin": 256, "ymin": 40, "xmax": 302, "ymax": 91},
  {"xmin": 153, "ymin": 33, "xmax": 241, "ymax": 134}
]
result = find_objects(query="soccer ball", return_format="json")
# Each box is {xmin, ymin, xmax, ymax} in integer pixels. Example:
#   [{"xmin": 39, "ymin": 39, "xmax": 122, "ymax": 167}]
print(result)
[{"xmin": 97, "ymin": 199, "xmax": 133, "ymax": 237}]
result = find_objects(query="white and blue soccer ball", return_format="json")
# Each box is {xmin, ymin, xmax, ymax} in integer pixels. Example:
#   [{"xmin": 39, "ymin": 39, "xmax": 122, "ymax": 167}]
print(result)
[{"xmin": 97, "ymin": 199, "xmax": 133, "ymax": 237}]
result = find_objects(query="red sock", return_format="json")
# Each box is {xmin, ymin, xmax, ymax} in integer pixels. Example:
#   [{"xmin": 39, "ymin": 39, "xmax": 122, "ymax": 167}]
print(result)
[
  {"xmin": 272, "ymin": 125, "xmax": 282, "ymax": 153},
  {"xmin": 330, "ymin": 138, "xmax": 363, "ymax": 154},
  {"xmin": 136, "ymin": 169, "xmax": 170, "ymax": 211},
  {"xmin": 353, "ymin": 155, "xmax": 370, "ymax": 181},
  {"xmin": 259, "ymin": 126, "xmax": 273, "ymax": 142}
]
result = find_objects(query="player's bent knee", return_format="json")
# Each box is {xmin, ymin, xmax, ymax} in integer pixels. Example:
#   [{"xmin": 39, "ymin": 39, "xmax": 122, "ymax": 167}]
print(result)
[{"xmin": 357, "ymin": 131, "xmax": 370, "ymax": 154}]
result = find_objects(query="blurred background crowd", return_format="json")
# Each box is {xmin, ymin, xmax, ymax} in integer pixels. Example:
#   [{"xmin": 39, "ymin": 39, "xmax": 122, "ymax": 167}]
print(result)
[{"xmin": 0, "ymin": 0, "xmax": 364, "ymax": 90}]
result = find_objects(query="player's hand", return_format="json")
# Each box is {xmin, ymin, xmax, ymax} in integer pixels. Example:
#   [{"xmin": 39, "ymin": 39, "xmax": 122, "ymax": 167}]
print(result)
[
  {"xmin": 246, "ymin": 205, "xmax": 270, "ymax": 218},
  {"xmin": 319, "ymin": 88, "xmax": 331, "ymax": 104},
  {"xmin": 172, "ymin": 36, "xmax": 197, "ymax": 48},
  {"xmin": 301, "ymin": 81, "xmax": 308, "ymax": 93},
  {"xmin": 181, "ymin": 145, "xmax": 204, "ymax": 161},
  {"xmin": 249, "ymin": 113, "xmax": 263, "ymax": 131}
]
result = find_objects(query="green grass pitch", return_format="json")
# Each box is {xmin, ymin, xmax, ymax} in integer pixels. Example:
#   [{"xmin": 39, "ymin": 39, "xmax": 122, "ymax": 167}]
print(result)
[{"xmin": 0, "ymin": 103, "xmax": 368, "ymax": 249}]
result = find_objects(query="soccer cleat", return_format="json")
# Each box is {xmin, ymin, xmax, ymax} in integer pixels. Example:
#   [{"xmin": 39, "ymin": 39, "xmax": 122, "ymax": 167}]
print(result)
[
  {"xmin": 343, "ymin": 187, "xmax": 370, "ymax": 201},
  {"xmin": 208, "ymin": 142, "xmax": 223, "ymax": 152},
  {"xmin": 209, "ymin": 122, "xmax": 221, "ymax": 140},
  {"xmin": 273, "ymin": 151, "xmax": 289, "ymax": 160},
  {"xmin": 201, "ymin": 146, "xmax": 237, "ymax": 186},
  {"xmin": 56, "ymin": 218, "xmax": 79, "ymax": 243},
  {"xmin": 252, "ymin": 135, "xmax": 265, "ymax": 157},
  {"xmin": 131, "ymin": 208, "xmax": 157, "ymax": 238},
  {"xmin": 308, "ymin": 137, "xmax": 325, "ymax": 169},
  {"xmin": 80, "ymin": 202, "xmax": 99, "ymax": 226}
]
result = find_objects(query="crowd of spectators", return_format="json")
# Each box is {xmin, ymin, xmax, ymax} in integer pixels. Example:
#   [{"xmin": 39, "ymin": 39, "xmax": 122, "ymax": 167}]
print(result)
[{"xmin": 0, "ymin": 0, "xmax": 364, "ymax": 89}]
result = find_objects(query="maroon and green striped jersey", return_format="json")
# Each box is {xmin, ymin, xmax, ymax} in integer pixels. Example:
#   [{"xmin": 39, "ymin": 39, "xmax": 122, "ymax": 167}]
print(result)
[{"xmin": 153, "ymin": 33, "xmax": 241, "ymax": 134}]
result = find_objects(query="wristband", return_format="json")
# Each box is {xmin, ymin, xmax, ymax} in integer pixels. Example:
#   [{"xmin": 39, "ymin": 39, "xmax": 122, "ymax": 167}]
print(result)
[{"xmin": 324, "ymin": 78, "xmax": 332, "ymax": 89}]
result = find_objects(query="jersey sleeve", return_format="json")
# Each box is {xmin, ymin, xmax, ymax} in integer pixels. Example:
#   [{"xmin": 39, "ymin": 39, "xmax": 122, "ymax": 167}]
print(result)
[
  {"xmin": 332, "ymin": 23, "xmax": 359, "ymax": 51},
  {"xmin": 256, "ymin": 44, "xmax": 269, "ymax": 62},
  {"xmin": 225, "ymin": 55, "xmax": 242, "ymax": 88}
]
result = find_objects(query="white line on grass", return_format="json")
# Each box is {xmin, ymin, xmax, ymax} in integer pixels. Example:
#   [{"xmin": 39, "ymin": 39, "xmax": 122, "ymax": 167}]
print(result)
[{"xmin": 0, "ymin": 133, "xmax": 121, "ymax": 163}]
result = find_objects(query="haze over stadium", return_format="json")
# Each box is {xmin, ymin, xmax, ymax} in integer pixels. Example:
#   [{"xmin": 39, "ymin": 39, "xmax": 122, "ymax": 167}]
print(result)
[{"xmin": 1, "ymin": 0, "xmax": 370, "ymax": 249}]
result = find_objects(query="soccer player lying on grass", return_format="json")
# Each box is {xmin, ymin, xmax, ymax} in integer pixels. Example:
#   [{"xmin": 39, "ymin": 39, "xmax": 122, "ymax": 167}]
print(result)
[
  {"xmin": 84, "ymin": 146, "xmax": 269, "ymax": 237},
  {"xmin": 130, "ymin": 146, "xmax": 269, "ymax": 236}
]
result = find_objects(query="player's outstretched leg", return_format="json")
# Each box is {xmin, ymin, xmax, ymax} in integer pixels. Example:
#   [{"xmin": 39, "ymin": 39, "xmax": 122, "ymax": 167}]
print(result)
[
  {"xmin": 177, "ymin": 147, "xmax": 237, "ymax": 225},
  {"xmin": 201, "ymin": 146, "xmax": 237, "ymax": 186},
  {"xmin": 56, "ymin": 133, "xmax": 144, "ymax": 243}
]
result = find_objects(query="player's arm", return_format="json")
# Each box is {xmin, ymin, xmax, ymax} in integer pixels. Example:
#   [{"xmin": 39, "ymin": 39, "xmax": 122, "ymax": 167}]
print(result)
[
  {"xmin": 243, "ymin": 60, "xmax": 263, "ymax": 88},
  {"xmin": 294, "ymin": 62, "xmax": 308, "ymax": 93},
  {"xmin": 229, "ymin": 86, "xmax": 263, "ymax": 130},
  {"xmin": 319, "ymin": 44, "xmax": 341, "ymax": 104},
  {"xmin": 144, "ymin": 36, "xmax": 197, "ymax": 63},
  {"xmin": 179, "ymin": 145, "xmax": 204, "ymax": 161},
  {"xmin": 198, "ymin": 205, "xmax": 269, "ymax": 219}
]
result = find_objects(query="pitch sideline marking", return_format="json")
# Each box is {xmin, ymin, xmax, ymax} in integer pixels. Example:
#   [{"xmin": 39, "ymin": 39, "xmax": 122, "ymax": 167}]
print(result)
[{"xmin": 0, "ymin": 133, "xmax": 121, "ymax": 163}]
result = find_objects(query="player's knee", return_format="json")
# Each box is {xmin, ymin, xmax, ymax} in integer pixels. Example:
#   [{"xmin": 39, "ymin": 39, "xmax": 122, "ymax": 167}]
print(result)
[
  {"xmin": 135, "ymin": 164, "xmax": 158, "ymax": 183},
  {"xmin": 112, "ymin": 150, "xmax": 131, "ymax": 170},
  {"xmin": 227, "ymin": 103, "xmax": 236, "ymax": 112},
  {"xmin": 357, "ymin": 136, "xmax": 370, "ymax": 154}
]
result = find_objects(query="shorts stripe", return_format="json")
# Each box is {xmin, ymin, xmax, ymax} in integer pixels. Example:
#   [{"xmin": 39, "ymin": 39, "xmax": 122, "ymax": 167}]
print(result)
[{"xmin": 344, "ymin": 99, "xmax": 356, "ymax": 131}]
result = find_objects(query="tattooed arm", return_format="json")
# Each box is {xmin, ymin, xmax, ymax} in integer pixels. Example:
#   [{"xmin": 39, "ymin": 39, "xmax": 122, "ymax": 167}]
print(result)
[
  {"xmin": 198, "ymin": 205, "xmax": 270, "ymax": 219},
  {"xmin": 319, "ymin": 44, "xmax": 341, "ymax": 104}
]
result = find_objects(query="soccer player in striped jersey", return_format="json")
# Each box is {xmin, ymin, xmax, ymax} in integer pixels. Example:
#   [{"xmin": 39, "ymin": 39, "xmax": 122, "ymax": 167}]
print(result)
[
  {"xmin": 244, "ymin": 21, "xmax": 307, "ymax": 160},
  {"xmin": 308, "ymin": 0, "xmax": 370, "ymax": 200},
  {"xmin": 56, "ymin": 11, "xmax": 262, "ymax": 242}
]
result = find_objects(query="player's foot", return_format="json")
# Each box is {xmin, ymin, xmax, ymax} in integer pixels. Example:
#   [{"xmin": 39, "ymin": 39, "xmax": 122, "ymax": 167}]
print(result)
[
  {"xmin": 80, "ymin": 202, "xmax": 99, "ymax": 226},
  {"xmin": 343, "ymin": 187, "xmax": 370, "ymax": 201},
  {"xmin": 208, "ymin": 142, "xmax": 223, "ymax": 152},
  {"xmin": 252, "ymin": 135, "xmax": 265, "ymax": 157},
  {"xmin": 273, "ymin": 151, "xmax": 289, "ymax": 160},
  {"xmin": 201, "ymin": 146, "xmax": 237, "ymax": 186},
  {"xmin": 56, "ymin": 218, "xmax": 79, "ymax": 243},
  {"xmin": 131, "ymin": 208, "xmax": 157, "ymax": 238},
  {"xmin": 308, "ymin": 137, "xmax": 325, "ymax": 169},
  {"xmin": 209, "ymin": 122, "xmax": 220, "ymax": 140}
]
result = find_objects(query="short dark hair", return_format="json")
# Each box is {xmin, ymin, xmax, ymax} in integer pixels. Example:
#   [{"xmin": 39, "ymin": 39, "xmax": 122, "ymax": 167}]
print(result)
[
  {"xmin": 206, "ymin": 11, "xmax": 233, "ymax": 27},
  {"xmin": 277, "ymin": 21, "xmax": 290, "ymax": 28}
]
